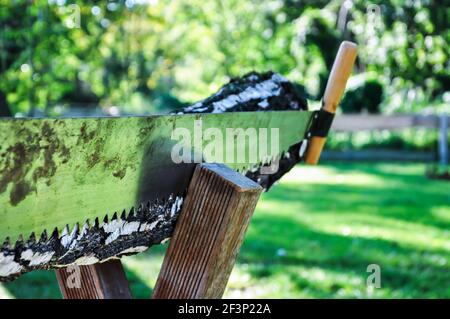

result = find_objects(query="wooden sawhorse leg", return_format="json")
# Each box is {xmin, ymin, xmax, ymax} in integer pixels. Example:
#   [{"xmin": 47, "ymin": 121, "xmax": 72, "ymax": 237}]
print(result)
[
  {"xmin": 153, "ymin": 163, "xmax": 263, "ymax": 298},
  {"xmin": 55, "ymin": 162, "xmax": 262, "ymax": 299},
  {"xmin": 56, "ymin": 259, "xmax": 131, "ymax": 299}
]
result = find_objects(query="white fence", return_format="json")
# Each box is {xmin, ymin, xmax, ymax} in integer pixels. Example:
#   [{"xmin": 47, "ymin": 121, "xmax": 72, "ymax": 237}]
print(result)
[{"xmin": 325, "ymin": 114, "xmax": 448, "ymax": 165}]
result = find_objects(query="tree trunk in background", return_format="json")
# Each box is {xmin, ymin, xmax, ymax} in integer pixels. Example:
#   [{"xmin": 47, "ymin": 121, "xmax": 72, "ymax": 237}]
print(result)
[{"xmin": 0, "ymin": 91, "xmax": 11, "ymax": 117}]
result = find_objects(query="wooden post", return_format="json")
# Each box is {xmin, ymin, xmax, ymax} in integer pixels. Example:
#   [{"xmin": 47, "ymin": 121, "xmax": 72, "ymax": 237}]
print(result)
[
  {"xmin": 55, "ymin": 259, "xmax": 132, "ymax": 299},
  {"xmin": 152, "ymin": 163, "xmax": 263, "ymax": 299},
  {"xmin": 304, "ymin": 41, "xmax": 358, "ymax": 164},
  {"xmin": 438, "ymin": 114, "xmax": 448, "ymax": 166}
]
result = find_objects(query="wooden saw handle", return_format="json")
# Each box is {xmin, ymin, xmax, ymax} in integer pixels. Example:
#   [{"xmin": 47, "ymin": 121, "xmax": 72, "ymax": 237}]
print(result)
[{"xmin": 304, "ymin": 41, "xmax": 357, "ymax": 164}]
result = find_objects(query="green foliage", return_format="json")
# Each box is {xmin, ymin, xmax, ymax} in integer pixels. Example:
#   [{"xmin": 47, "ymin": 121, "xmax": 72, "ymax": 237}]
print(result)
[
  {"xmin": 341, "ymin": 77, "xmax": 383, "ymax": 113},
  {"xmin": 349, "ymin": 0, "xmax": 449, "ymax": 112},
  {"xmin": 0, "ymin": 0, "xmax": 448, "ymax": 116},
  {"xmin": 2, "ymin": 163, "xmax": 449, "ymax": 298}
]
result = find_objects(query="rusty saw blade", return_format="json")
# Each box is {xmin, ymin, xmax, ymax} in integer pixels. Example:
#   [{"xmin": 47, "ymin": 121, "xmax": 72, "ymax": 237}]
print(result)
[{"xmin": 0, "ymin": 72, "xmax": 313, "ymax": 280}]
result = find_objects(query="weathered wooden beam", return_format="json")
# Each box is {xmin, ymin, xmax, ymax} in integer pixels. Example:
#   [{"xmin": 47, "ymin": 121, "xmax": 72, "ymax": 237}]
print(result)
[
  {"xmin": 331, "ymin": 114, "xmax": 439, "ymax": 132},
  {"xmin": 152, "ymin": 163, "xmax": 263, "ymax": 299},
  {"xmin": 55, "ymin": 259, "xmax": 132, "ymax": 299},
  {"xmin": 321, "ymin": 150, "xmax": 434, "ymax": 162},
  {"xmin": 438, "ymin": 115, "xmax": 448, "ymax": 166}
]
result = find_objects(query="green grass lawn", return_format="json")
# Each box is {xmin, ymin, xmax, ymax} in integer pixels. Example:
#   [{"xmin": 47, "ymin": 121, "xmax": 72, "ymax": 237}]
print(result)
[{"xmin": 1, "ymin": 162, "xmax": 449, "ymax": 299}]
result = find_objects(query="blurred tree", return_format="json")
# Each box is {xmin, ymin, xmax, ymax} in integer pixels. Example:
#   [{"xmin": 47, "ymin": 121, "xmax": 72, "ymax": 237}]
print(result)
[
  {"xmin": 348, "ymin": 0, "xmax": 449, "ymax": 111},
  {"xmin": 341, "ymin": 77, "xmax": 383, "ymax": 113},
  {"xmin": 0, "ymin": 0, "xmax": 447, "ymax": 116}
]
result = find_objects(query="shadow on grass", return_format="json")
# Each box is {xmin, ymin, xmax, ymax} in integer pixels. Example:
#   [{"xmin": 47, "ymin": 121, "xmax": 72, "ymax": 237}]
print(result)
[
  {"xmin": 1, "ymin": 251, "xmax": 165, "ymax": 299},
  {"xmin": 1, "ymin": 271, "xmax": 61, "ymax": 299},
  {"xmin": 272, "ymin": 166, "xmax": 450, "ymax": 231},
  {"xmin": 240, "ymin": 213, "xmax": 449, "ymax": 297},
  {"xmin": 234, "ymin": 163, "xmax": 449, "ymax": 298}
]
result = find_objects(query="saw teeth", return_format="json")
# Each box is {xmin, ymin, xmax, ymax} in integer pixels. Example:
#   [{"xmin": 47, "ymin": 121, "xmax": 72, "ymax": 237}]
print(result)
[
  {"xmin": 71, "ymin": 223, "xmax": 80, "ymax": 238},
  {"xmin": 130, "ymin": 207, "xmax": 137, "ymax": 218},
  {"xmin": 80, "ymin": 221, "xmax": 89, "ymax": 236},
  {"xmin": 61, "ymin": 225, "xmax": 69, "ymax": 238},
  {"xmin": 50, "ymin": 228, "xmax": 59, "ymax": 240},
  {"xmin": 144, "ymin": 203, "xmax": 151, "ymax": 215},
  {"xmin": 126, "ymin": 209, "xmax": 136, "ymax": 222},
  {"xmin": 1, "ymin": 192, "xmax": 186, "ymax": 281},
  {"xmin": 2, "ymin": 238, "xmax": 11, "ymax": 250},
  {"xmin": 145, "ymin": 201, "xmax": 153, "ymax": 217},
  {"xmin": 94, "ymin": 218, "xmax": 100, "ymax": 229},
  {"xmin": 157, "ymin": 197, "xmax": 166, "ymax": 206},
  {"xmin": 27, "ymin": 233, "xmax": 36, "ymax": 245},
  {"xmin": 128, "ymin": 207, "xmax": 135, "ymax": 219},
  {"xmin": 39, "ymin": 230, "xmax": 48, "ymax": 243},
  {"xmin": 14, "ymin": 235, "xmax": 24, "ymax": 250},
  {"xmin": 60, "ymin": 225, "xmax": 72, "ymax": 249},
  {"xmin": 136, "ymin": 205, "xmax": 143, "ymax": 217}
]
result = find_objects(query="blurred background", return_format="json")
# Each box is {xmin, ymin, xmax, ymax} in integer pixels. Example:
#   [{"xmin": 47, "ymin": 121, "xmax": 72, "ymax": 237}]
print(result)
[{"xmin": 0, "ymin": 0, "xmax": 449, "ymax": 298}]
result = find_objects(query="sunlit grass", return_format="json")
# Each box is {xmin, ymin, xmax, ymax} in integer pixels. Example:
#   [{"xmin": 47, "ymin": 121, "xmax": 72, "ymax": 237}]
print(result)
[
  {"xmin": 224, "ymin": 163, "xmax": 450, "ymax": 298},
  {"xmin": 2, "ymin": 162, "xmax": 449, "ymax": 298}
]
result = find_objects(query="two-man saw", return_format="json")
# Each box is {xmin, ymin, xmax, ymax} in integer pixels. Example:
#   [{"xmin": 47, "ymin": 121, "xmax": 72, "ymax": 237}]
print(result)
[{"xmin": 0, "ymin": 71, "xmax": 322, "ymax": 281}]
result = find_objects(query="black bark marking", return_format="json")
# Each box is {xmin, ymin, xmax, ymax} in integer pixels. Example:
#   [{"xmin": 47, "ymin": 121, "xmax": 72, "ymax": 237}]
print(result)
[{"xmin": 175, "ymin": 71, "xmax": 308, "ymax": 190}]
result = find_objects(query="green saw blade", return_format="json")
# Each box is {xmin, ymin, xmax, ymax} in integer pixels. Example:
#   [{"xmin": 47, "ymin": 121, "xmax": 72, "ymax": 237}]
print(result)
[{"xmin": 0, "ymin": 110, "xmax": 313, "ymax": 243}]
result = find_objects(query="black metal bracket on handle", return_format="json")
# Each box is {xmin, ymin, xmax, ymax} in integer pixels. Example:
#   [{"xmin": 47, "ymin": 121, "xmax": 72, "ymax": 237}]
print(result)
[{"xmin": 309, "ymin": 109, "xmax": 335, "ymax": 138}]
